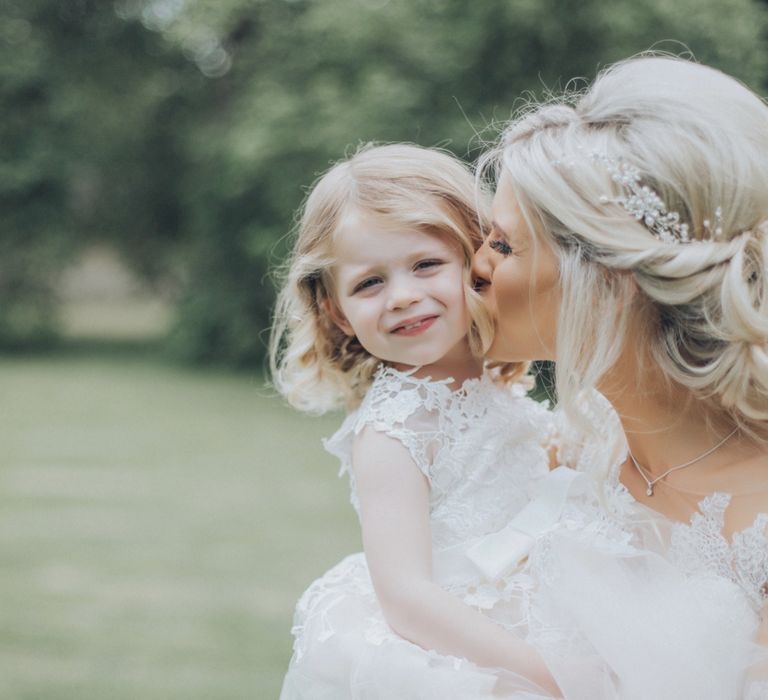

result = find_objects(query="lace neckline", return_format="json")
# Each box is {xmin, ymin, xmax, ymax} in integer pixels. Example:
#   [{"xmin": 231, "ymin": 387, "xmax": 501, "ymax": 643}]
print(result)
[
  {"xmin": 559, "ymin": 391, "xmax": 768, "ymax": 607},
  {"xmin": 374, "ymin": 364, "xmax": 489, "ymax": 397},
  {"xmin": 610, "ymin": 449, "xmax": 768, "ymax": 536},
  {"xmin": 606, "ymin": 450, "xmax": 768, "ymax": 608}
]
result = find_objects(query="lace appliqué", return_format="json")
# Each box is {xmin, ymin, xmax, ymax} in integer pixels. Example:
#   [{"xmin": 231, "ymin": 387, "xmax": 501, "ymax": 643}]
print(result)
[
  {"xmin": 670, "ymin": 492, "xmax": 768, "ymax": 610},
  {"xmin": 356, "ymin": 366, "xmax": 471, "ymax": 478},
  {"xmin": 290, "ymin": 554, "xmax": 376, "ymax": 659},
  {"xmin": 324, "ymin": 365, "xmax": 529, "ymax": 518},
  {"xmin": 557, "ymin": 391, "xmax": 768, "ymax": 612}
]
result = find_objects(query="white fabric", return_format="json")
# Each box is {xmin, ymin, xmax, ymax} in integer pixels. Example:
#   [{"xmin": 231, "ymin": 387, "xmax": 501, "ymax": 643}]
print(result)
[
  {"xmin": 280, "ymin": 375, "xmax": 768, "ymax": 699},
  {"xmin": 324, "ymin": 366, "xmax": 552, "ymax": 554},
  {"xmin": 281, "ymin": 366, "xmax": 554, "ymax": 698},
  {"xmin": 535, "ymin": 392, "xmax": 768, "ymax": 700},
  {"xmin": 746, "ymin": 681, "xmax": 768, "ymax": 700},
  {"xmin": 467, "ymin": 466, "xmax": 586, "ymax": 580}
]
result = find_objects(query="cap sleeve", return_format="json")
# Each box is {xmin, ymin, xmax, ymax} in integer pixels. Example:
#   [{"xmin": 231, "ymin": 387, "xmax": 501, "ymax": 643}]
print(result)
[{"xmin": 323, "ymin": 366, "xmax": 450, "ymax": 512}]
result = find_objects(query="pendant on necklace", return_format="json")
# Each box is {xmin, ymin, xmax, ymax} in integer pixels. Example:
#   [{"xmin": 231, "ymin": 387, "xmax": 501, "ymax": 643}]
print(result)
[{"xmin": 646, "ymin": 485, "xmax": 654, "ymax": 497}]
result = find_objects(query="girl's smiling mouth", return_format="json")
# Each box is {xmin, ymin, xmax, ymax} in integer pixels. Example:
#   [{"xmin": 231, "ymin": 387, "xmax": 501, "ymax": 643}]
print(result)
[{"xmin": 390, "ymin": 315, "xmax": 438, "ymax": 335}]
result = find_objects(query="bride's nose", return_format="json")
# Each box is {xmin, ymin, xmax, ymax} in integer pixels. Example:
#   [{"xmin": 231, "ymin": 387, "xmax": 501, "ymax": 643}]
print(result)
[{"xmin": 471, "ymin": 240, "xmax": 492, "ymax": 292}]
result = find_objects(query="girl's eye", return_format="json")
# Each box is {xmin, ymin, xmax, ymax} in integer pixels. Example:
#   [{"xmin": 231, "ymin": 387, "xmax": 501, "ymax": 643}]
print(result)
[
  {"xmin": 414, "ymin": 259, "xmax": 442, "ymax": 271},
  {"xmin": 489, "ymin": 238, "xmax": 513, "ymax": 256},
  {"xmin": 352, "ymin": 277, "xmax": 382, "ymax": 294}
]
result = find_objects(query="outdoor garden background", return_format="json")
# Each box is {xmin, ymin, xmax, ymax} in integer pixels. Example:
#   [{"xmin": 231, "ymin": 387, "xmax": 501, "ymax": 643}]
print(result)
[{"xmin": 3, "ymin": 0, "xmax": 768, "ymax": 697}]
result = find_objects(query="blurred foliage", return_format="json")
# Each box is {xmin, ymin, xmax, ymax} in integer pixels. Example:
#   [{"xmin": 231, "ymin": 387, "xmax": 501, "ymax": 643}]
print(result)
[
  {"xmin": 2, "ymin": 0, "xmax": 768, "ymax": 362},
  {"xmin": 0, "ymin": 0, "xmax": 198, "ymax": 349}
]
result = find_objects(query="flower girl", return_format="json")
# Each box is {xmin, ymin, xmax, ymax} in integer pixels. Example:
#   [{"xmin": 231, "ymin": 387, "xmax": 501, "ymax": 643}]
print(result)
[{"xmin": 270, "ymin": 143, "xmax": 559, "ymax": 698}]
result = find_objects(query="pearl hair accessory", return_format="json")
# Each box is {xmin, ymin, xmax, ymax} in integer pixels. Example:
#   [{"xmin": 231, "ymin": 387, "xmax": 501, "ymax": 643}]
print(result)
[{"xmin": 589, "ymin": 153, "xmax": 724, "ymax": 245}]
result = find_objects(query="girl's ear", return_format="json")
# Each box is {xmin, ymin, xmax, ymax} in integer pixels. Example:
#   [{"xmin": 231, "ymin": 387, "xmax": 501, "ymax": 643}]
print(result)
[{"xmin": 320, "ymin": 297, "xmax": 355, "ymax": 337}]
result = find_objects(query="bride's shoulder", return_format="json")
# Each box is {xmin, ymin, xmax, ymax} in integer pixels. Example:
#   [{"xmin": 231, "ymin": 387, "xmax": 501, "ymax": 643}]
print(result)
[
  {"xmin": 714, "ymin": 447, "xmax": 768, "ymax": 533},
  {"xmin": 549, "ymin": 390, "xmax": 626, "ymax": 477}
]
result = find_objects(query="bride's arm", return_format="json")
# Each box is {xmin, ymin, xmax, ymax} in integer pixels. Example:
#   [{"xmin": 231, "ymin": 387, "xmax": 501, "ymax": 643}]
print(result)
[{"xmin": 352, "ymin": 426, "xmax": 561, "ymax": 696}]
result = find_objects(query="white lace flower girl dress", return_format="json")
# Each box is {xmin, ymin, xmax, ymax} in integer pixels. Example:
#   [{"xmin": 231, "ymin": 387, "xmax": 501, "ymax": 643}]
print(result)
[{"xmin": 279, "ymin": 365, "xmax": 555, "ymax": 699}]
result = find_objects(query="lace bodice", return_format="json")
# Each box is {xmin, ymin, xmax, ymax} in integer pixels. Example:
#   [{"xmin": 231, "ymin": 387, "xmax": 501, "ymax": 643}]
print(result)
[
  {"xmin": 670, "ymin": 492, "xmax": 768, "ymax": 610},
  {"xmin": 558, "ymin": 391, "xmax": 768, "ymax": 612},
  {"xmin": 324, "ymin": 365, "xmax": 553, "ymax": 551}
]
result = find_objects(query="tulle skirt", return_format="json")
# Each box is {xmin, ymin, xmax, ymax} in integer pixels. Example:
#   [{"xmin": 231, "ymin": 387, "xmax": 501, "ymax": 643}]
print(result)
[
  {"xmin": 280, "ymin": 534, "xmax": 763, "ymax": 700},
  {"xmin": 279, "ymin": 553, "xmax": 553, "ymax": 699}
]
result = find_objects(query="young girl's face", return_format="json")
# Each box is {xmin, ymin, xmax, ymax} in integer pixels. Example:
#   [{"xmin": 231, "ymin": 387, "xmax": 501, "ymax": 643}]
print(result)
[{"xmin": 327, "ymin": 211, "xmax": 473, "ymax": 374}]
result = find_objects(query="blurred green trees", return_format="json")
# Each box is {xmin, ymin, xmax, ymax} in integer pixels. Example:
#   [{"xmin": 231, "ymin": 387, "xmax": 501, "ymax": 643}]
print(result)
[{"xmin": 3, "ymin": 0, "xmax": 768, "ymax": 363}]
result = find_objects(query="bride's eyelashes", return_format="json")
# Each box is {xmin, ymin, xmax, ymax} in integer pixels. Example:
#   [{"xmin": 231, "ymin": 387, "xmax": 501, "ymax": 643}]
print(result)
[{"xmin": 489, "ymin": 238, "xmax": 514, "ymax": 256}]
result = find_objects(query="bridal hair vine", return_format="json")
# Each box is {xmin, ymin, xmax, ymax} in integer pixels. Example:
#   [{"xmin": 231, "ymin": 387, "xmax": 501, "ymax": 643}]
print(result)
[{"xmin": 588, "ymin": 152, "xmax": 724, "ymax": 245}]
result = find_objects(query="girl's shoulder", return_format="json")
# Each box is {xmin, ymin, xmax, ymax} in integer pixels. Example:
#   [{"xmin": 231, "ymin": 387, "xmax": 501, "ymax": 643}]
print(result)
[
  {"xmin": 325, "ymin": 365, "xmax": 530, "ymax": 472},
  {"xmin": 322, "ymin": 366, "xmax": 453, "ymax": 496},
  {"xmin": 322, "ymin": 366, "xmax": 447, "ymax": 478}
]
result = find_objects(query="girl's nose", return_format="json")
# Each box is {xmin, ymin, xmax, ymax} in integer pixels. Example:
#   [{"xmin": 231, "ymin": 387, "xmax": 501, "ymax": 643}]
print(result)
[
  {"xmin": 386, "ymin": 278, "xmax": 421, "ymax": 311},
  {"xmin": 471, "ymin": 240, "xmax": 493, "ymax": 292}
]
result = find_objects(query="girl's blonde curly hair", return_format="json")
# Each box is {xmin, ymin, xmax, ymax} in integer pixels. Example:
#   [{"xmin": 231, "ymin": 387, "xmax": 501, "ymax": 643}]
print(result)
[{"xmin": 270, "ymin": 143, "xmax": 529, "ymax": 414}]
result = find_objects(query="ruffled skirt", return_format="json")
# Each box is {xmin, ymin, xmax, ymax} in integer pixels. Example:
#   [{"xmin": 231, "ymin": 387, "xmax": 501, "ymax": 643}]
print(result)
[
  {"xmin": 279, "ymin": 553, "xmax": 551, "ymax": 699},
  {"xmin": 280, "ymin": 535, "xmax": 763, "ymax": 700}
]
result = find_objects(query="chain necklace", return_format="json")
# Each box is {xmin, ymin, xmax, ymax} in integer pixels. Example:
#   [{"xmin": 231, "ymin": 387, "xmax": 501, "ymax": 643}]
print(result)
[{"xmin": 628, "ymin": 427, "xmax": 739, "ymax": 497}]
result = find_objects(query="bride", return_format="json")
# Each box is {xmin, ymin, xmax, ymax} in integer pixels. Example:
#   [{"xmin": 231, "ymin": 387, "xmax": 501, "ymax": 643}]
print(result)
[{"xmin": 471, "ymin": 54, "xmax": 768, "ymax": 698}]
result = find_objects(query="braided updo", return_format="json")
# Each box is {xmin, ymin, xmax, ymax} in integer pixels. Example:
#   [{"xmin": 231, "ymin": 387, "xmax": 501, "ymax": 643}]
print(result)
[{"xmin": 485, "ymin": 56, "xmax": 768, "ymax": 439}]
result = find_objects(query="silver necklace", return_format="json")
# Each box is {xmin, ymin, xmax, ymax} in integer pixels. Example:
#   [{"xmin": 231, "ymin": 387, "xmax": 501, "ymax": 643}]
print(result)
[{"xmin": 629, "ymin": 427, "xmax": 739, "ymax": 497}]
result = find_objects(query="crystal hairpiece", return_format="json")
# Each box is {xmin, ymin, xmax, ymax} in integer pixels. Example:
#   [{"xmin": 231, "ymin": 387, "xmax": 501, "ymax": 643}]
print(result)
[{"xmin": 589, "ymin": 153, "xmax": 723, "ymax": 245}]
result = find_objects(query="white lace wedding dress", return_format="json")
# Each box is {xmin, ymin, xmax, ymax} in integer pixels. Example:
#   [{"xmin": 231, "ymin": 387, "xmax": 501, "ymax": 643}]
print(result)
[
  {"xmin": 518, "ymin": 394, "xmax": 768, "ymax": 700},
  {"xmin": 279, "ymin": 370, "xmax": 768, "ymax": 699},
  {"xmin": 279, "ymin": 366, "xmax": 555, "ymax": 699}
]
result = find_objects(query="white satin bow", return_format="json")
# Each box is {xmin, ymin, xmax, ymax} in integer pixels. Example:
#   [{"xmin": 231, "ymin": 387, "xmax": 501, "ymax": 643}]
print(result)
[{"xmin": 466, "ymin": 466, "xmax": 585, "ymax": 580}]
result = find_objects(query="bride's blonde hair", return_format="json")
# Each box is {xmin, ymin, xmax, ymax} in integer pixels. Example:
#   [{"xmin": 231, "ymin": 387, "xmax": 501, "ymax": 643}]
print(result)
[
  {"xmin": 271, "ymin": 143, "xmax": 528, "ymax": 414},
  {"xmin": 483, "ymin": 55, "xmax": 768, "ymax": 441}
]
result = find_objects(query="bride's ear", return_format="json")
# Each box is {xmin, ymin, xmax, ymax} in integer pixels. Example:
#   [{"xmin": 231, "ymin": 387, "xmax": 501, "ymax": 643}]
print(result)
[{"xmin": 320, "ymin": 297, "xmax": 354, "ymax": 337}]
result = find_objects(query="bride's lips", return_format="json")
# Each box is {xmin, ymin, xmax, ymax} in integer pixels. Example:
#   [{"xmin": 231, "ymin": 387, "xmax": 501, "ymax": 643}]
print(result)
[{"xmin": 390, "ymin": 315, "xmax": 438, "ymax": 336}]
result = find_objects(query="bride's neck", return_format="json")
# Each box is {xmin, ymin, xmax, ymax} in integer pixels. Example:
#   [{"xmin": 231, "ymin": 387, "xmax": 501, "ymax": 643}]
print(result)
[{"xmin": 595, "ymin": 346, "xmax": 730, "ymax": 477}]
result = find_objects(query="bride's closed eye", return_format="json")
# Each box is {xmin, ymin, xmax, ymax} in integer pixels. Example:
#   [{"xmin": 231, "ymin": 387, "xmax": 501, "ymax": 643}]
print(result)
[{"xmin": 489, "ymin": 238, "xmax": 514, "ymax": 256}]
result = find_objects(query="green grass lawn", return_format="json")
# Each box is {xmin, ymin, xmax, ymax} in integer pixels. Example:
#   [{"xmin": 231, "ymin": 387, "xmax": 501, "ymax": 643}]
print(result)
[{"xmin": 0, "ymin": 354, "xmax": 359, "ymax": 699}]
